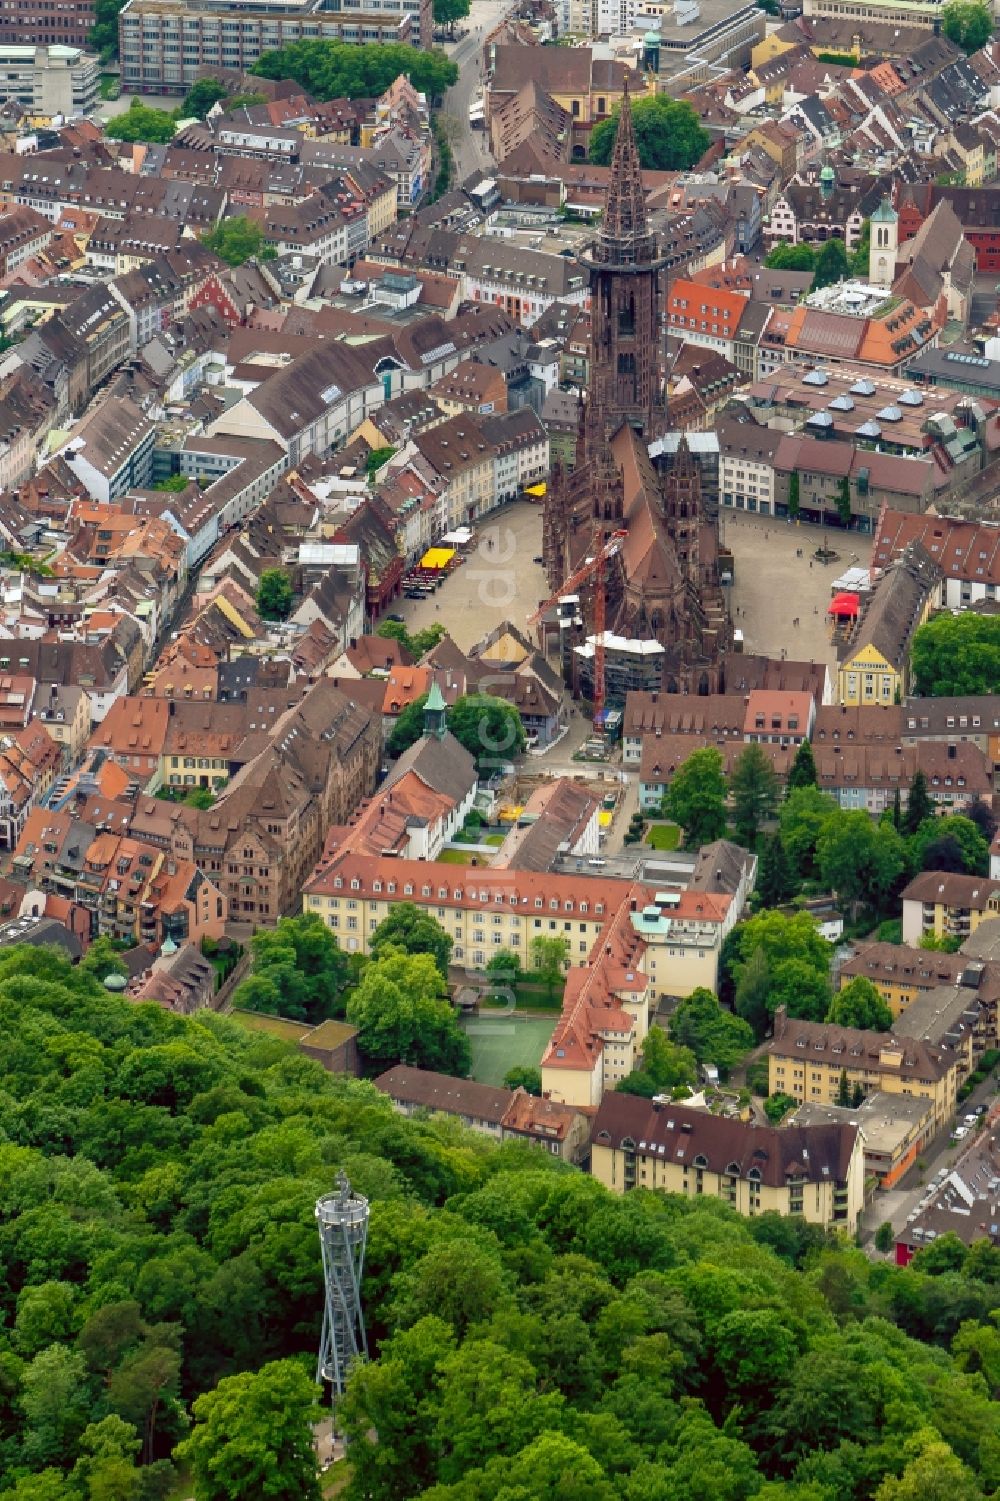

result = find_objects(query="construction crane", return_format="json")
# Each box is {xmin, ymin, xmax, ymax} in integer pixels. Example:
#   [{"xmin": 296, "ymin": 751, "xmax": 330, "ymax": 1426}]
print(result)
[{"xmin": 528, "ymin": 530, "xmax": 626, "ymax": 727}]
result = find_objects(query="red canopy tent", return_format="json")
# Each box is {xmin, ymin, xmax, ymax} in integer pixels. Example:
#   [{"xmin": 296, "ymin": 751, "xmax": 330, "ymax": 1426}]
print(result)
[{"xmin": 828, "ymin": 592, "xmax": 860, "ymax": 617}]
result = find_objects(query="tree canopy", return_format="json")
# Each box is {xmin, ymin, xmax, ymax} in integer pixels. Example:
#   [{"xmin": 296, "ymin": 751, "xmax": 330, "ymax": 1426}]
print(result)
[
  {"xmin": 231, "ymin": 912, "xmax": 349, "ymax": 1024},
  {"xmin": 810, "ymin": 238, "xmax": 849, "ymax": 291},
  {"xmin": 181, "ymin": 78, "xmax": 229, "ymax": 119},
  {"xmin": 446, "ymin": 694, "xmax": 526, "ymax": 770},
  {"xmin": 786, "ymin": 738, "xmax": 818, "ymax": 793},
  {"xmin": 665, "ymin": 747, "xmax": 728, "ymax": 848},
  {"xmin": 370, "ymin": 902, "xmax": 454, "ymax": 977},
  {"xmin": 618, "ymin": 1026, "xmax": 698, "ymax": 1098},
  {"xmin": 433, "ymin": 0, "xmax": 470, "ymax": 32},
  {"xmin": 667, "ymin": 986, "xmax": 753, "ymax": 1077},
  {"xmin": 177, "ymin": 1359, "xmax": 322, "ymax": 1501},
  {"xmin": 346, "ymin": 950, "xmax": 471, "ymax": 1076},
  {"xmin": 816, "ymin": 811, "xmax": 906, "ymax": 912},
  {"xmin": 941, "ymin": 0, "xmax": 993, "ymax": 52},
  {"xmin": 255, "ymin": 568, "xmax": 293, "ymax": 621},
  {"xmin": 530, "ymin": 935, "xmax": 570, "ymax": 1001},
  {"xmin": 0, "ymin": 945, "xmax": 998, "ymax": 1500},
  {"xmin": 588, "ymin": 95, "xmax": 710, "ymax": 171},
  {"xmin": 728, "ymin": 910, "xmax": 833, "ymax": 1036},
  {"xmin": 202, "ymin": 216, "xmax": 276, "ymax": 269},
  {"xmin": 911, "ymin": 613, "xmax": 1000, "ymax": 697},
  {"xmin": 758, "ymin": 832, "xmax": 795, "ymax": 907},
  {"xmin": 827, "ymin": 976, "xmax": 893, "ymax": 1032},
  {"xmin": 376, "ymin": 618, "xmax": 445, "ymax": 660},
  {"xmin": 911, "ymin": 815, "xmax": 989, "ymax": 877},
  {"xmin": 763, "ymin": 243, "xmax": 816, "ymax": 271},
  {"xmin": 730, "ymin": 743, "xmax": 780, "ymax": 848},
  {"xmin": 252, "ymin": 40, "xmax": 458, "ymax": 99},
  {"xmin": 89, "ymin": 0, "xmax": 128, "ymax": 58},
  {"xmin": 104, "ymin": 99, "xmax": 177, "ymax": 144}
]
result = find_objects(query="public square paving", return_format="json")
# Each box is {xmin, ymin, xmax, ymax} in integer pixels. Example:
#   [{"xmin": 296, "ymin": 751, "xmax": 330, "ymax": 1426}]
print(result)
[
  {"xmin": 722, "ymin": 508, "xmax": 874, "ymax": 672},
  {"xmin": 399, "ymin": 500, "xmax": 873, "ymax": 673},
  {"xmin": 398, "ymin": 501, "xmax": 548, "ymax": 652}
]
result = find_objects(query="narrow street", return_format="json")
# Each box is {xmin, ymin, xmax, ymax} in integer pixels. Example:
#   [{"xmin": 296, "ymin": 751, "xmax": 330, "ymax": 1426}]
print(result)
[
  {"xmin": 438, "ymin": 0, "xmax": 514, "ymax": 183},
  {"xmin": 861, "ymin": 1071, "xmax": 1000, "ymax": 1245}
]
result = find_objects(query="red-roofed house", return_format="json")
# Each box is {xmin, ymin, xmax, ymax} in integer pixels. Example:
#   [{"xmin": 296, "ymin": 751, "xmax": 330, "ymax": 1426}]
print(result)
[
  {"xmin": 666, "ymin": 279, "xmax": 750, "ymax": 363},
  {"xmin": 871, "ymin": 508, "xmax": 1000, "ymax": 612},
  {"xmin": 743, "ymin": 689, "xmax": 816, "ymax": 746}
]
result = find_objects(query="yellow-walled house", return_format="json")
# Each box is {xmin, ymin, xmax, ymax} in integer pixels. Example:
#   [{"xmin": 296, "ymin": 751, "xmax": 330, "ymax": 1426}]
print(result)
[
  {"xmin": 901, "ymin": 870, "xmax": 1000, "ymax": 947},
  {"xmin": 590, "ymin": 1093, "xmax": 865, "ymax": 1232},
  {"xmin": 305, "ymin": 854, "xmax": 615, "ymax": 965},
  {"xmin": 837, "ymin": 542, "xmax": 939, "ymax": 706},
  {"xmin": 750, "ymin": 32, "xmax": 798, "ymax": 70},
  {"xmin": 765, "ymin": 1006, "xmax": 959, "ymax": 1130},
  {"xmin": 837, "ymin": 940, "xmax": 968, "ymax": 1018}
]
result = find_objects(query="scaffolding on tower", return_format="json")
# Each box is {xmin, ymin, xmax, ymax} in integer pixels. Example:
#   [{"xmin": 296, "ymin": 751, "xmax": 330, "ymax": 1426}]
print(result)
[{"xmin": 528, "ymin": 529, "xmax": 626, "ymax": 729}]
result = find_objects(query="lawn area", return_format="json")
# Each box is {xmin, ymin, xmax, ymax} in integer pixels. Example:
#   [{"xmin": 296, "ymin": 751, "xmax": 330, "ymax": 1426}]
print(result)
[
  {"xmin": 646, "ymin": 822, "xmax": 681, "ymax": 851},
  {"xmin": 437, "ymin": 848, "xmax": 476, "ymax": 864},
  {"xmin": 463, "ymin": 1014, "xmax": 554, "ymax": 1087},
  {"xmin": 483, "ymin": 832, "xmax": 505, "ymax": 847}
]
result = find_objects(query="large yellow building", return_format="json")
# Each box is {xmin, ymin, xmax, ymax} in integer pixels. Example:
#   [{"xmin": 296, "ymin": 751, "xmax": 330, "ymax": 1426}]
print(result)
[
  {"xmin": 766, "ymin": 1006, "xmax": 959, "ymax": 1130},
  {"xmin": 590, "ymin": 1094, "xmax": 865, "ymax": 1231},
  {"xmin": 305, "ymin": 850, "xmax": 613, "ymax": 963},
  {"xmin": 837, "ymin": 542, "xmax": 939, "ymax": 706},
  {"xmin": 838, "ymin": 940, "xmax": 967, "ymax": 1018},
  {"xmin": 303, "ymin": 847, "xmax": 732, "ymax": 1108}
]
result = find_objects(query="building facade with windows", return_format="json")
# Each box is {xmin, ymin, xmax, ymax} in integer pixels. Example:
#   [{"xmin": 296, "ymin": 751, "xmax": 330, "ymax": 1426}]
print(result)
[
  {"xmin": 765, "ymin": 1005, "xmax": 959, "ymax": 1130},
  {"xmin": 590, "ymin": 1093, "xmax": 865, "ymax": 1231},
  {"xmin": 901, "ymin": 871, "xmax": 1000, "ymax": 948},
  {"xmin": 118, "ymin": 0, "xmax": 424, "ymax": 95},
  {"xmin": 837, "ymin": 542, "xmax": 940, "ymax": 707},
  {"xmin": 0, "ymin": 43, "xmax": 98, "ymax": 117}
]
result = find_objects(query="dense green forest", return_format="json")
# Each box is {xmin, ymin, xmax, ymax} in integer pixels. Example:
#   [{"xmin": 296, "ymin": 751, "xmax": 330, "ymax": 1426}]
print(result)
[{"xmin": 0, "ymin": 945, "xmax": 998, "ymax": 1500}]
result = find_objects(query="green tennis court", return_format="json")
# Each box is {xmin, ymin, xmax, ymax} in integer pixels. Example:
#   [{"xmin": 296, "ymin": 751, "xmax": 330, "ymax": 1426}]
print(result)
[{"xmin": 463, "ymin": 1015, "xmax": 554, "ymax": 1086}]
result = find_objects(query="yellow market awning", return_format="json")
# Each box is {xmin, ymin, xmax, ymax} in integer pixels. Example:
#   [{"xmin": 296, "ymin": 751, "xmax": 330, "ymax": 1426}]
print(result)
[
  {"xmin": 419, "ymin": 546, "xmax": 456, "ymax": 570},
  {"xmin": 526, "ymin": 482, "xmax": 546, "ymax": 497}
]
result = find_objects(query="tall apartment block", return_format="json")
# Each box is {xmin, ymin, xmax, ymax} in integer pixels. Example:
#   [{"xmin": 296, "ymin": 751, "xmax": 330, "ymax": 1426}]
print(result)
[
  {"xmin": 0, "ymin": 0, "xmax": 94, "ymax": 50},
  {"xmin": 119, "ymin": 0, "xmax": 434, "ymax": 95},
  {"xmin": 0, "ymin": 43, "xmax": 99, "ymax": 115}
]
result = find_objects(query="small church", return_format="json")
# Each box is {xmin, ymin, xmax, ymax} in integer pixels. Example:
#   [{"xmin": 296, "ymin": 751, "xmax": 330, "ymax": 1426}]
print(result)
[{"xmin": 869, "ymin": 193, "xmax": 974, "ymax": 325}]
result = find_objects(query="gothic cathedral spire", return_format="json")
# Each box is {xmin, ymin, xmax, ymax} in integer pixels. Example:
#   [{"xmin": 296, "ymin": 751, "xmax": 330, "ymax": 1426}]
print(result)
[
  {"xmin": 578, "ymin": 72, "xmax": 667, "ymax": 456},
  {"xmin": 598, "ymin": 75, "xmax": 653, "ymax": 264}
]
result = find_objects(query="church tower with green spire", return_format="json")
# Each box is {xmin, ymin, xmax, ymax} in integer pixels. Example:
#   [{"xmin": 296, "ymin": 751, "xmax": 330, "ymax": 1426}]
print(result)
[{"xmin": 423, "ymin": 680, "xmax": 447, "ymax": 740}]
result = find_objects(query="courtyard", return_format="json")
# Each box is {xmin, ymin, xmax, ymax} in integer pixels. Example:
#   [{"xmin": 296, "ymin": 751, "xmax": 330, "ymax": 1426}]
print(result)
[{"xmin": 463, "ymin": 1013, "xmax": 554, "ymax": 1087}]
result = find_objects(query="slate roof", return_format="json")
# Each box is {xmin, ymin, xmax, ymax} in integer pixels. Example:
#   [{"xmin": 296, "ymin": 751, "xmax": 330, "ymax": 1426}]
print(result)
[{"xmin": 591, "ymin": 1094, "xmax": 859, "ymax": 1187}]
